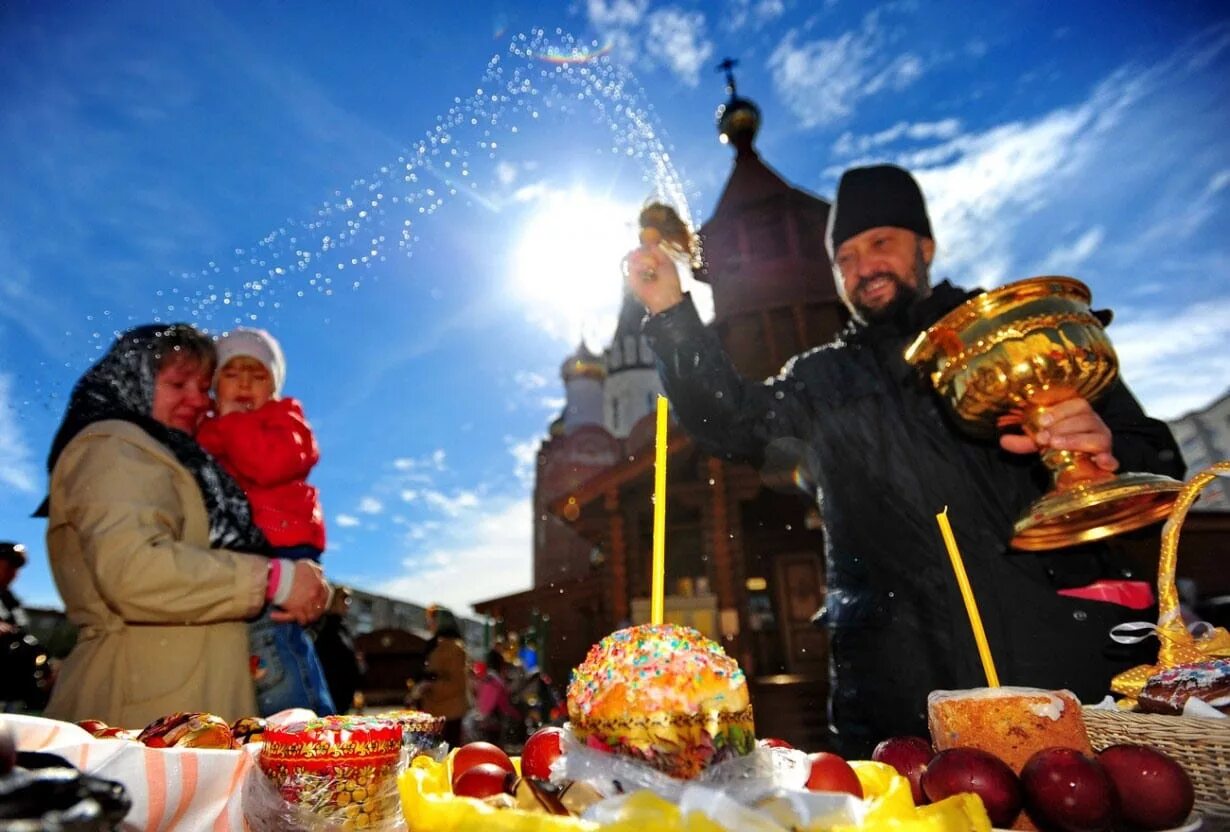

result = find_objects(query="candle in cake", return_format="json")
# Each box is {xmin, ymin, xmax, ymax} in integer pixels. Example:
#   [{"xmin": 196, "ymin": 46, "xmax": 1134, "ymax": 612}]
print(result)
[
  {"xmin": 651, "ymin": 395, "xmax": 668, "ymax": 625},
  {"xmin": 937, "ymin": 507, "xmax": 1000, "ymax": 687}
]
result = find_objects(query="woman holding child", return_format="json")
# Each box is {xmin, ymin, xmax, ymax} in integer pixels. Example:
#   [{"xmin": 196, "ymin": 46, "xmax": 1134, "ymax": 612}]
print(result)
[{"xmin": 40, "ymin": 323, "xmax": 330, "ymax": 727}]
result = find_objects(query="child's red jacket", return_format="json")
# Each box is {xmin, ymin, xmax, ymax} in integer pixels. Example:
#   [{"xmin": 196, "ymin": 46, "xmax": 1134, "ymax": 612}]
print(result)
[{"xmin": 197, "ymin": 398, "xmax": 326, "ymax": 551}]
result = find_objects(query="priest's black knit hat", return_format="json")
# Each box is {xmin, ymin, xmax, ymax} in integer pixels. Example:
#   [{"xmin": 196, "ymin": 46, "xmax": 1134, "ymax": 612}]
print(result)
[{"xmin": 826, "ymin": 164, "xmax": 933, "ymax": 256}]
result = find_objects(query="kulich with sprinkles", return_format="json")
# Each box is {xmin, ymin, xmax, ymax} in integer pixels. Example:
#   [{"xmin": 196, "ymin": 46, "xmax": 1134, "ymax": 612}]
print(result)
[{"xmin": 567, "ymin": 623, "xmax": 755, "ymax": 779}]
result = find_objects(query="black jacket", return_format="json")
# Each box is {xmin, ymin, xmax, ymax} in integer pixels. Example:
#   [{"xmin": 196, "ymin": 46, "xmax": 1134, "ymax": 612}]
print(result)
[{"xmin": 644, "ymin": 283, "xmax": 1185, "ymax": 755}]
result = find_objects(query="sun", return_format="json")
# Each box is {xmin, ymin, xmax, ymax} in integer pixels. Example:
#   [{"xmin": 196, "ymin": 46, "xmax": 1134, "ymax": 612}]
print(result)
[{"xmin": 512, "ymin": 189, "xmax": 642, "ymax": 342}]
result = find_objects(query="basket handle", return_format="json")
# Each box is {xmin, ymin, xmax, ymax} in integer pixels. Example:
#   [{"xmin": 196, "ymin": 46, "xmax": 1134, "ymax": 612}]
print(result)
[{"xmin": 1156, "ymin": 460, "xmax": 1230, "ymax": 666}]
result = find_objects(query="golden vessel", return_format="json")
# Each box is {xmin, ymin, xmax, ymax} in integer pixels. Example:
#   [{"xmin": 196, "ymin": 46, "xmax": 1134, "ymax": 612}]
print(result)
[{"xmin": 904, "ymin": 276, "xmax": 1184, "ymax": 551}]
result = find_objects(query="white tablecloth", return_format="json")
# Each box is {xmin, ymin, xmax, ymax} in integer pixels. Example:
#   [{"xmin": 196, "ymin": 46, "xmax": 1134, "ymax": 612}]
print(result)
[{"xmin": 7, "ymin": 714, "xmax": 253, "ymax": 832}]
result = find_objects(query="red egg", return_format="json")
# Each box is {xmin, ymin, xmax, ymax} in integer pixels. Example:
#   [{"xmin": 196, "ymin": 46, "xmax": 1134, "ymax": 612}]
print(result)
[
  {"xmin": 451, "ymin": 741, "xmax": 515, "ymax": 785},
  {"xmin": 805, "ymin": 752, "xmax": 863, "ymax": 798},
  {"xmin": 452, "ymin": 762, "xmax": 514, "ymax": 798},
  {"xmin": 1097, "ymin": 744, "xmax": 1194, "ymax": 831},
  {"xmin": 1020, "ymin": 747, "xmax": 1116, "ymax": 832},
  {"xmin": 872, "ymin": 736, "xmax": 933, "ymax": 805},
  {"xmin": 76, "ymin": 719, "xmax": 110, "ymax": 736},
  {"xmin": 761, "ymin": 737, "xmax": 794, "ymax": 749},
  {"xmin": 520, "ymin": 727, "xmax": 564, "ymax": 781},
  {"xmin": 922, "ymin": 747, "xmax": 1022, "ymax": 827}
]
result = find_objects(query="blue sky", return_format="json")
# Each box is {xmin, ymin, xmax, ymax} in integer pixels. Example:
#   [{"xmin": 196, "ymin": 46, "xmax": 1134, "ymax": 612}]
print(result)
[{"xmin": 1, "ymin": 1, "xmax": 1227, "ymax": 616}]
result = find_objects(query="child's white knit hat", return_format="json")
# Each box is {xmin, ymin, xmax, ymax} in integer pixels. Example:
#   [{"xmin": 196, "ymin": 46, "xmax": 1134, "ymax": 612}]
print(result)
[{"xmin": 214, "ymin": 327, "xmax": 286, "ymax": 395}]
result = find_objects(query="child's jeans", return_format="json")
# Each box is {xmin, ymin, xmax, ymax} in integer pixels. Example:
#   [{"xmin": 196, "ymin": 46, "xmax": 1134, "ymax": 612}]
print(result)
[{"xmin": 249, "ymin": 545, "xmax": 337, "ymax": 717}]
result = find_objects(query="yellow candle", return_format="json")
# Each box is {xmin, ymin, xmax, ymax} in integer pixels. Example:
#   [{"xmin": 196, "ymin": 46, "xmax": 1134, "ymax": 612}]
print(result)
[
  {"xmin": 651, "ymin": 395, "xmax": 669, "ymax": 625},
  {"xmin": 936, "ymin": 507, "xmax": 1000, "ymax": 687}
]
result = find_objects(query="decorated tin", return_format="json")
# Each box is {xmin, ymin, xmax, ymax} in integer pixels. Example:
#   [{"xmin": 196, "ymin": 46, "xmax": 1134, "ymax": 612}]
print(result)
[{"xmin": 258, "ymin": 715, "xmax": 402, "ymax": 828}]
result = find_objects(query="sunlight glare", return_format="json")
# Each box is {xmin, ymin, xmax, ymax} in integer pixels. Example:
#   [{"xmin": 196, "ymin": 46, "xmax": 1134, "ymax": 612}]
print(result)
[{"xmin": 512, "ymin": 189, "xmax": 642, "ymax": 343}]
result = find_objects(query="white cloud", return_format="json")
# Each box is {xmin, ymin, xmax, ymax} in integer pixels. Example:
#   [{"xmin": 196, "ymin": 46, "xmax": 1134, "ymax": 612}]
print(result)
[
  {"xmin": 724, "ymin": 0, "xmax": 785, "ymax": 32},
  {"xmin": 404, "ymin": 520, "xmax": 442, "ymax": 541},
  {"xmin": 833, "ymin": 118, "xmax": 962, "ymax": 157},
  {"xmin": 1207, "ymin": 169, "xmax": 1230, "ymax": 196},
  {"xmin": 381, "ymin": 497, "xmax": 532, "ymax": 616},
  {"xmin": 768, "ymin": 15, "xmax": 926, "ymax": 128},
  {"xmin": 1135, "ymin": 165, "xmax": 1230, "ymax": 246},
  {"xmin": 0, "ymin": 374, "xmax": 37, "ymax": 493},
  {"xmin": 586, "ymin": 0, "xmax": 648, "ymax": 27},
  {"xmin": 495, "ymin": 161, "xmax": 518, "ymax": 187},
  {"xmin": 391, "ymin": 449, "xmax": 447, "ymax": 473},
  {"xmin": 904, "ymin": 77, "xmax": 1139, "ymax": 286},
  {"xmin": 335, "ymin": 513, "xmax": 361, "ymax": 528},
  {"xmin": 644, "ymin": 9, "xmax": 714, "ymax": 87},
  {"xmin": 1040, "ymin": 227, "xmax": 1105, "ymax": 273},
  {"xmin": 506, "ymin": 435, "xmax": 541, "ymax": 487},
  {"xmin": 585, "ymin": 1, "xmax": 715, "ymax": 87},
  {"xmin": 512, "ymin": 182, "xmax": 549, "ymax": 204},
  {"xmin": 422, "ymin": 489, "xmax": 481, "ymax": 517},
  {"xmin": 514, "ymin": 370, "xmax": 548, "ymax": 391},
  {"xmin": 1110, "ymin": 298, "xmax": 1230, "ymax": 420},
  {"xmin": 358, "ymin": 496, "xmax": 384, "ymax": 515}
]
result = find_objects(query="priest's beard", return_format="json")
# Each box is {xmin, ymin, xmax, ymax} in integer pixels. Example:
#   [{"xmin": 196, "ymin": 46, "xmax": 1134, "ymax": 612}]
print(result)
[
  {"xmin": 854, "ymin": 275, "xmax": 921, "ymax": 326},
  {"xmin": 850, "ymin": 243, "xmax": 931, "ymax": 327}
]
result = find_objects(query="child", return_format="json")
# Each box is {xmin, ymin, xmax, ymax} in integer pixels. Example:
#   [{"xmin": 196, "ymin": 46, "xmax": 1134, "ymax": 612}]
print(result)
[{"xmin": 197, "ymin": 327, "xmax": 336, "ymax": 716}]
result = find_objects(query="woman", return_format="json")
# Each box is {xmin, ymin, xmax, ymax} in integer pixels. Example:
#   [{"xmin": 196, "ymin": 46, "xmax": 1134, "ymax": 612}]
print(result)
[
  {"xmin": 40, "ymin": 324, "xmax": 329, "ymax": 728},
  {"xmin": 415, "ymin": 604, "xmax": 469, "ymax": 747},
  {"xmin": 472, "ymin": 649, "xmax": 521, "ymax": 747}
]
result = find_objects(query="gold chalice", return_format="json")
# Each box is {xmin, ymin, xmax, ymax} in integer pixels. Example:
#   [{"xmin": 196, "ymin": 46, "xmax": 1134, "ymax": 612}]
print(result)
[{"xmin": 904, "ymin": 276, "xmax": 1184, "ymax": 551}]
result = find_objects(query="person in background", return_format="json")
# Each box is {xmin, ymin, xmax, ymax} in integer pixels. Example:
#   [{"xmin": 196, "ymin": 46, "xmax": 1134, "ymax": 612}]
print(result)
[
  {"xmin": 0, "ymin": 542, "xmax": 29, "ymax": 638},
  {"xmin": 197, "ymin": 326, "xmax": 334, "ymax": 716},
  {"xmin": 413, "ymin": 604, "xmax": 469, "ymax": 747},
  {"xmin": 472, "ymin": 649, "xmax": 521, "ymax": 747},
  {"xmin": 0, "ymin": 541, "xmax": 50, "ymax": 712},
  {"xmin": 312, "ymin": 585, "xmax": 363, "ymax": 714},
  {"xmin": 39, "ymin": 324, "xmax": 328, "ymax": 727},
  {"xmin": 624, "ymin": 168, "xmax": 1184, "ymax": 756}
]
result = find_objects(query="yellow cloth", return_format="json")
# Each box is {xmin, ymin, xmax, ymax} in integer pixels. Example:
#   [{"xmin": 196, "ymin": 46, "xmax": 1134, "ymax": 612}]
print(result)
[{"xmin": 397, "ymin": 757, "xmax": 993, "ymax": 831}]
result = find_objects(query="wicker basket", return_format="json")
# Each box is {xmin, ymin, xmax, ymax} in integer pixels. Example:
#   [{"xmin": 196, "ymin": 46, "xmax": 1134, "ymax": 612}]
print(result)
[
  {"xmin": 1083, "ymin": 461, "xmax": 1230, "ymax": 818},
  {"xmin": 1082, "ymin": 707, "xmax": 1230, "ymax": 816}
]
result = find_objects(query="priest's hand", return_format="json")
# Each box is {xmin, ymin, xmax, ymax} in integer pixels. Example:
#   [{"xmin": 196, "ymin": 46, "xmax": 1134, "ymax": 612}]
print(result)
[
  {"xmin": 624, "ymin": 227, "xmax": 685, "ymax": 315},
  {"xmin": 999, "ymin": 397, "xmax": 1119, "ymax": 472}
]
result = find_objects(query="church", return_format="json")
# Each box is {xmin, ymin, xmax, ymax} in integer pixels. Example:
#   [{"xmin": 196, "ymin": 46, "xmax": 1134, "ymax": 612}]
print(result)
[{"xmin": 475, "ymin": 72, "xmax": 848, "ymax": 748}]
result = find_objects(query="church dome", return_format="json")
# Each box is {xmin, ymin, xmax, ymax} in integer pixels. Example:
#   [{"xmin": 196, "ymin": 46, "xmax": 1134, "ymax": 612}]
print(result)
[
  {"xmin": 561, "ymin": 342, "xmax": 607, "ymax": 382},
  {"xmin": 717, "ymin": 95, "xmax": 761, "ymax": 152}
]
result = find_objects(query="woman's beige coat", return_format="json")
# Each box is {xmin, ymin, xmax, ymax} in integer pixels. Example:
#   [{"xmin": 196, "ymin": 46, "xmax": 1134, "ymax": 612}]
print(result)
[{"xmin": 44, "ymin": 420, "xmax": 268, "ymax": 728}]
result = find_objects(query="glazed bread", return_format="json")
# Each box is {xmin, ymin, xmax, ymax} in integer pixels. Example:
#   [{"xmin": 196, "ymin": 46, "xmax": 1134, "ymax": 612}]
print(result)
[
  {"xmin": 567, "ymin": 624, "xmax": 754, "ymax": 778},
  {"xmin": 928, "ymin": 687, "xmax": 1092, "ymax": 774},
  {"xmin": 568, "ymin": 623, "xmax": 749, "ymax": 720}
]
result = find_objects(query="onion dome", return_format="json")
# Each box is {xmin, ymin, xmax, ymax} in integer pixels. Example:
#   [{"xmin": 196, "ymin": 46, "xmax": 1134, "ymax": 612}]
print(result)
[
  {"xmin": 560, "ymin": 342, "xmax": 607, "ymax": 382},
  {"xmin": 715, "ymin": 57, "xmax": 760, "ymax": 155},
  {"xmin": 717, "ymin": 97, "xmax": 760, "ymax": 151}
]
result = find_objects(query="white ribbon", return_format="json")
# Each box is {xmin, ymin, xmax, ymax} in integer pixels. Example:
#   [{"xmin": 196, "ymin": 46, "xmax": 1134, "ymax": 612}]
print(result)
[{"xmin": 1109, "ymin": 619, "xmax": 1214, "ymax": 645}]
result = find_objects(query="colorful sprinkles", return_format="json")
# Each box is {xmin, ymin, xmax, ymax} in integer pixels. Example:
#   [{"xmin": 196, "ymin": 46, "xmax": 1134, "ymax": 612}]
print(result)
[{"xmin": 567, "ymin": 623, "xmax": 748, "ymax": 718}]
